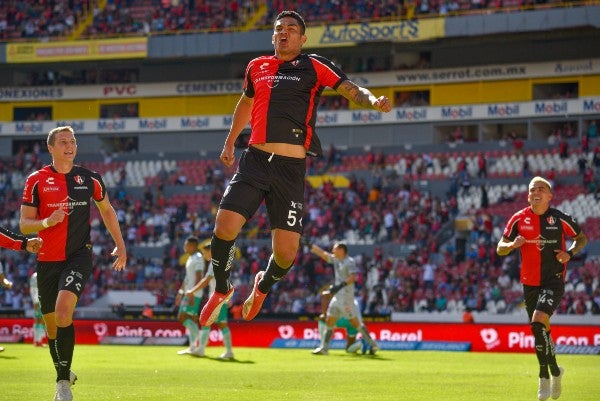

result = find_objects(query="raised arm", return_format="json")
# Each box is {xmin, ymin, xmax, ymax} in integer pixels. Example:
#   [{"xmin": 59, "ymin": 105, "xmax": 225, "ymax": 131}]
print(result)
[
  {"xmin": 335, "ymin": 80, "xmax": 392, "ymax": 112},
  {"xmin": 308, "ymin": 243, "xmax": 334, "ymax": 264}
]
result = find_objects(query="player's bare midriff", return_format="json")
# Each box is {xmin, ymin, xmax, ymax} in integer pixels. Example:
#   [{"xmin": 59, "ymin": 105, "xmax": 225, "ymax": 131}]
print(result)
[{"xmin": 251, "ymin": 142, "xmax": 307, "ymax": 159}]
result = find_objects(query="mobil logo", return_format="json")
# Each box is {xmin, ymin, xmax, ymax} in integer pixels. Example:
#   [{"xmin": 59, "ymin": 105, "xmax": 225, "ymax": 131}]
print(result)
[
  {"xmin": 583, "ymin": 99, "xmax": 600, "ymax": 113},
  {"xmin": 534, "ymin": 101, "xmax": 567, "ymax": 114},
  {"xmin": 487, "ymin": 104, "xmax": 519, "ymax": 117},
  {"xmin": 316, "ymin": 113, "xmax": 338, "ymax": 124},
  {"xmin": 180, "ymin": 117, "xmax": 209, "ymax": 129},
  {"xmin": 97, "ymin": 120, "xmax": 125, "ymax": 131},
  {"xmin": 139, "ymin": 119, "xmax": 167, "ymax": 130},
  {"xmin": 15, "ymin": 122, "xmax": 44, "ymax": 133},
  {"xmin": 351, "ymin": 111, "xmax": 382, "ymax": 123},
  {"xmin": 396, "ymin": 108, "xmax": 427, "ymax": 121},
  {"xmin": 441, "ymin": 106, "xmax": 473, "ymax": 119},
  {"xmin": 56, "ymin": 121, "xmax": 84, "ymax": 131}
]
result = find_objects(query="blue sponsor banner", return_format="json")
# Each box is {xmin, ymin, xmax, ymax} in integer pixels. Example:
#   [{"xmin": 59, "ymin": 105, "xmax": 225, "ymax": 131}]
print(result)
[
  {"xmin": 555, "ymin": 344, "xmax": 600, "ymax": 355},
  {"xmin": 417, "ymin": 341, "xmax": 471, "ymax": 352},
  {"xmin": 270, "ymin": 338, "xmax": 471, "ymax": 352}
]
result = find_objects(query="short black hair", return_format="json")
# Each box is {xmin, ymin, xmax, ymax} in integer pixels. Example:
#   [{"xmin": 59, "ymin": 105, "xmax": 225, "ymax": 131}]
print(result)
[
  {"xmin": 185, "ymin": 236, "xmax": 199, "ymax": 246},
  {"xmin": 333, "ymin": 241, "xmax": 348, "ymax": 254},
  {"xmin": 275, "ymin": 10, "xmax": 306, "ymax": 34}
]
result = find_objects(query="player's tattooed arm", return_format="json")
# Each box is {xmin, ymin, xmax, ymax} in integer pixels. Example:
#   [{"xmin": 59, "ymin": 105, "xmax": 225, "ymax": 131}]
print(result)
[{"xmin": 336, "ymin": 80, "xmax": 391, "ymax": 112}]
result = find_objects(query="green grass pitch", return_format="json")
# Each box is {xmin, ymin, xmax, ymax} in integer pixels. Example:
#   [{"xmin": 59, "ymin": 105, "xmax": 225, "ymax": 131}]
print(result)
[{"xmin": 1, "ymin": 344, "xmax": 598, "ymax": 400}]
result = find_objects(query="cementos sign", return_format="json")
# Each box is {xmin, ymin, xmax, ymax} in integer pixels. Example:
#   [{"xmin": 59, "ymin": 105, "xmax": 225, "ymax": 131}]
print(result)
[
  {"xmin": 1, "ymin": 59, "xmax": 598, "ymax": 102},
  {"xmin": 0, "ymin": 98, "xmax": 598, "ymax": 137}
]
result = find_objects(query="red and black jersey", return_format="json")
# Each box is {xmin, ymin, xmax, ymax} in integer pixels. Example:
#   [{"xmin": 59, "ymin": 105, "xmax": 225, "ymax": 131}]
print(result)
[
  {"xmin": 21, "ymin": 165, "xmax": 106, "ymax": 262},
  {"xmin": 0, "ymin": 226, "xmax": 28, "ymax": 251},
  {"xmin": 244, "ymin": 53, "xmax": 347, "ymax": 157},
  {"xmin": 502, "ymin": 206, "xmax": 582, "ymax": 286}
]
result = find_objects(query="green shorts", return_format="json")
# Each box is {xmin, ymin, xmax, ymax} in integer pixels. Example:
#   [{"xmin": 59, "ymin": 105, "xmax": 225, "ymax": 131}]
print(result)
[{"xmin": 179, "ymin": 296, "xmax": 201, "ymax": 316}]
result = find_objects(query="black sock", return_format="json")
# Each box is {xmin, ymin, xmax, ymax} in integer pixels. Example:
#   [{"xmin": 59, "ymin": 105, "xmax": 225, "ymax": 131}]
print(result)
[
  {"xmin": 48, "ymin": 338, "xmax": 59, "ymax": 378},
  {"xmin": 211, "ymin": 235, "xmax": 236, "ymax": 294},
  {"xmin": 258, "ymin": 255, "xmax": 291, "ymax": 293},
  {"xmin": 531, "ymin": 322, "xmax": 549, "ymax": 379},
  {"xmin": 56, "ymin": 324, "xmax": 75, "ymax": 382},
  {"xmin": 546, "ymin": 331, "xmax": 560, "ymax": 376}
]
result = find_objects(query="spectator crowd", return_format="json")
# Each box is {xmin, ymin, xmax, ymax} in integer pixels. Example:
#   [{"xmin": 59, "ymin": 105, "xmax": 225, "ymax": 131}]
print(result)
[
  {"xmin": 1, "ymin": 136, "xmax": 599, "ymax": 319},
  {"xmin": 1, "ymin": 0, "xmax": 573, "ymax": 42}
]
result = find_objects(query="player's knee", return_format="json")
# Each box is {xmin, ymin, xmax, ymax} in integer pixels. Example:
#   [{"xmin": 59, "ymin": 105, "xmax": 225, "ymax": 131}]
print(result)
[
  {"xmin": 272, "ymin": 251, "xmax": 295, "ymax": 268},
  {"xmin": 54, "ymin": 309, "xmax": 73, "ymax": 327},
  {"xmin": 530, "ymin": 321, "xmax": 545, "ymax": 337}
]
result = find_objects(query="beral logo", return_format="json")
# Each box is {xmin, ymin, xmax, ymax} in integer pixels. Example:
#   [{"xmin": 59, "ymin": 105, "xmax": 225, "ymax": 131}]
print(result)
[
  {"xmin": 480, "ymin": 328, "xmax": 500, "ymax": 350},
  {"xmin": 93, "ymin": 322, "xmax": 108, "ymax": 337}
]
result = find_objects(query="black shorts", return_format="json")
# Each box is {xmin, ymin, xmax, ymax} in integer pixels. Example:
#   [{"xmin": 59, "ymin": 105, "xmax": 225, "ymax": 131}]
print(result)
[
  {"xmin": 523, "ymin": 279, "xmax": 564, "ymax": 320},
  {"xmin": 219, "ymin": 146, "xmax": 306, "ymax": 234},
  {"xmin": 36, "ymin": 247, "xmax": 94, "ymax": 315}
]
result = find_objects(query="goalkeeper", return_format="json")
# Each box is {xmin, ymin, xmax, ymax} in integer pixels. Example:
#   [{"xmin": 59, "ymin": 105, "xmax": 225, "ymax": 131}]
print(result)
[
  {"xmin": 305, "ymin": 240, "xmax": 379, "ymax": 355},
  {"xmin": 317, "ymin": 287, "xmax": 370, "ymax": 353}
]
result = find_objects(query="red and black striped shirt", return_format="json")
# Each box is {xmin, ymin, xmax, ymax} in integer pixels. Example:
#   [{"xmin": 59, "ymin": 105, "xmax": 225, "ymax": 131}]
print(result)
[
  {"xmin": 0, "ymin": 226, "xmax": 28, "ymax": 251},
  {"xmin": 502, "ymin": 206, "xmax": 582, "ymax": 286},
  {"xmin": 244, "ymin": 53, "xmax": 347, "ymax": 157},
  {"xmin": 22, "ymin": 165, "xmax": 106, "ymax": 262}
]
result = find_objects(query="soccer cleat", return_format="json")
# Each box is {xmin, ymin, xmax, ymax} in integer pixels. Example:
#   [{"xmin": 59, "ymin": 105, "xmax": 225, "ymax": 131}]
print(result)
[
  {"xmin": 346, "ymin": 340, "xmax": 363, "ymax": 354},
  {"xmin": 551, "ymin": 367, "xmax": 564, "ymax": 399},
  {"xmin": 242, "ymin": 271, "xmax": 267, "ymax": 321},
  {"xmin": 177, "ymin": 347, "xmax": 193, "ymax": 355},
  {"xmin": 54, "ymin": 380, "xmax": 73, "ymax": 401},
  {"xmin": 538, "ymin": 377, "xmax": 551, "ymax": 401},
  {"xmin": 69, "ymin": 370, "xmax": 77, "ymax": 386},
  {"xmin": 311, "ymin": 347, "xmax": 328, "ymax": 355},
  {"xmin": 369, "ymin": 343, "xmax": 380, "ymax": 355},
  {"xmin": 219, "ymin": 351, "xmax": 234, "ymax": 360},
  {"xmin": 189, "ymin": 348, "xmax": 205, "ymax": 357},
  {"xmin": 199, "ymin": 286, "xmax": 234, "ymax": 326}
]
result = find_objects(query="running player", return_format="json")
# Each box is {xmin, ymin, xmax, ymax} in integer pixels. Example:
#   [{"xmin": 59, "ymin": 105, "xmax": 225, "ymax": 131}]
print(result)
[
  {"xmin": 20, "ymin": 126, "xmax": 127, "ymax": 401},
  {"xmin": 175, "ymin": 236, "xmax": 203, "ymax": 356},
  {"xmin": 497, "ymin": 176, "xmax": 587, "ymax": 401}
]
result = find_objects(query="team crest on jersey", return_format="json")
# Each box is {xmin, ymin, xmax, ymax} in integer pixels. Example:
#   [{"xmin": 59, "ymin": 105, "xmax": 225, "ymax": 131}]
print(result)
[
  {"xmin": 546, "ymin": 216, "xmax": 556, "ymax": 225},
  {"xmin": 74, "ymin": 175, "xmax": 84, "ymax": 185},
  {"xmin": 291, "ymin": 59, "xmax": 300, "ymax": 67}
]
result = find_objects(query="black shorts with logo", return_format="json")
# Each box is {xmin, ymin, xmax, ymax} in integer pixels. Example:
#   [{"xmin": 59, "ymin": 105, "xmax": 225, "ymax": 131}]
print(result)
[
  {"xmin": 219, "ymin": 146, "xmax": 306, "ymax": 234},
  {"xmin": 36, "ymin": 246, "xmax": 94, "ymax": 315},
  {"xmin": 523, "ymin": 277, "xmax": 564, "ymax": 320}
]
